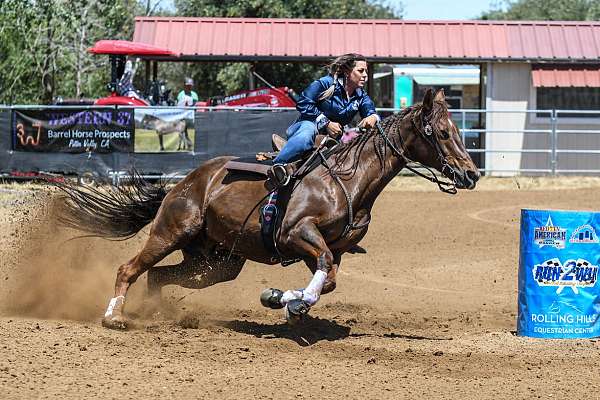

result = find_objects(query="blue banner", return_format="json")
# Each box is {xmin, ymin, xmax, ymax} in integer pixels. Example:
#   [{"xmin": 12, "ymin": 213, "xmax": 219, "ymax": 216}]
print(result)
[{"xmin": 518, "ymin": 209, "xmax": 600, "ymax": 338}]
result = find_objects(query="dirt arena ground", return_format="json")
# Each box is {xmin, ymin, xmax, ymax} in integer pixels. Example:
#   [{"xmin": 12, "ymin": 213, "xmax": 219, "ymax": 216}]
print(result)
[{"xmin": 1, "ymin": 177, "xmax": 600, "ymax": 399}]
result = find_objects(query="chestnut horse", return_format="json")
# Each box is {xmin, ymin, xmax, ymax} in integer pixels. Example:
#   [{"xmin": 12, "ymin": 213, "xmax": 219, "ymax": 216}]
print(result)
[{"xmin": 56, "ymin": 89, "xmax": 479, "ymax": 329}]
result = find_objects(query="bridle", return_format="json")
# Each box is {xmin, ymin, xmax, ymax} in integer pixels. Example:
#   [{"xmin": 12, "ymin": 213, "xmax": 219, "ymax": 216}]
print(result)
[{"xmin": 375, "ymin": 107, "xmax": 458, "ymax": 195}]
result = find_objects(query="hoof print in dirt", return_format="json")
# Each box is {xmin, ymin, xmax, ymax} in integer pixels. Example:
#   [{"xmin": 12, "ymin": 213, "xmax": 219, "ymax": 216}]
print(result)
[
  {"xmin": 285, "ymin": 299, "xmax": 310, "ymax": 325},
  {"xmin": 260, "ymin": 288, "xmax": 285, "ymax": 309},
  {"xmin": 101, "ymin": 316, "xmax": 129, "ymax": 330}
]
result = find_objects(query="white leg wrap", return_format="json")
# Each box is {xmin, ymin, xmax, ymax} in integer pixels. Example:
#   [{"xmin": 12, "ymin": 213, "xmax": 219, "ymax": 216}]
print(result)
[
  {"xmin": 281, "ymin": 290, "xmax": 303, "ymax": 305},
  {"xmin": 305, "ymin": 270, "xmax": 327, "ymax": 295},
  {"xmin": 281, "ymin": 270, "xmax": 328, "ymax": 307},
  {"xmin": 302, "ymin": 270, "xmax": 327, "ymax": 306},
  {"xmin": 104, "ymin": 296, "xmax": 125, "ymax": 318}
]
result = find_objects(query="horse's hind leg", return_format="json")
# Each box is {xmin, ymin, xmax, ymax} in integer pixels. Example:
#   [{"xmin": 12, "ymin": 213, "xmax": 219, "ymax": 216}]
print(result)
[
  {"xmin": 102, "ymin": 197, "xmax": 203, "ymax": 330},
  {"xmin": 158, "ymin": 133, "xmax": 165, "ymax": 151},
  {"xmin": 102, "ymin": 233, "xmax": 177, "ymax": 329},
  {"xmin": 147, "ymin": 251, "xmax": 245, "ymax": 297}
]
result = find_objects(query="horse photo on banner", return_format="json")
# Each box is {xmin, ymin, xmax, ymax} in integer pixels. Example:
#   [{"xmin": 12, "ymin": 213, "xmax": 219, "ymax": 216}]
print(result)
[{"xmin": 134, "ymin": 107, "xmax": 194, "ymax": 152}]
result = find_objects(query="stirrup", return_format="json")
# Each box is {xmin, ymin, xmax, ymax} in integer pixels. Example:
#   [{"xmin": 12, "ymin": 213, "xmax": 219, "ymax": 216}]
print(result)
[{"xmin": 268, "ymin": 163, "xmax": 291, "ymax": 187}]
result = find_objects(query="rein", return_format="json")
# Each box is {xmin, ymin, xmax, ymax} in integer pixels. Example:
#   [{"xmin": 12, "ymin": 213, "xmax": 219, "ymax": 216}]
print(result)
[
  {"xmin": 314, "ymin": 112, "xmax": 459, "ymax": 245},
  {"xmin": 229, "ymin": 108, "xmax": 459, "ymax": 263}
]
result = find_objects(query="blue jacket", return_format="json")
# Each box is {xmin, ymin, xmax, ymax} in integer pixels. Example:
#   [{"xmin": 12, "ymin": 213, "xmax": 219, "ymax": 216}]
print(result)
[{"xmin": 296, "ymin": 75, "xmax": 378, "ymax": 130}]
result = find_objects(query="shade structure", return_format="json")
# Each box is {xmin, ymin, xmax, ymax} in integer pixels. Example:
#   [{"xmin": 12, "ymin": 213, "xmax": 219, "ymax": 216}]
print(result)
[
  {"xmin": 532, "ymin": 66, "xmax": 600, "ymax": 87},
  {"xmin": 133, "ymin": 17, "xmax": 600, "ymax": 63}
]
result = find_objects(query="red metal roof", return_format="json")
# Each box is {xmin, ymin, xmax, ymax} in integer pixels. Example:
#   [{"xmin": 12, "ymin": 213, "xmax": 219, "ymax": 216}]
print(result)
[
  {"xmin": 133, "ymin": 17, "xmax": 600, "ymax": 62},
  {"xmin": 532, "ymin": 66, "xmax": 600, "ymax": 87},
  {"xmin": 88, "ymin": 40, "xmax": 178, "ymax": 56}
]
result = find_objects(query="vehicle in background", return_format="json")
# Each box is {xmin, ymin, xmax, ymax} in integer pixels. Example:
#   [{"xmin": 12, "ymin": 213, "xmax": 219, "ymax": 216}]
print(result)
[
  {"xmin": 87, "ymin": 40, "xmax": 298, "ymax": 109},
  {"xmin": 205, "ymin": 86, "xmax": 297, "ymax": 108},
  {"xmin": 88, "ymin": 40, "xmax": 178, "ymax": 107}
]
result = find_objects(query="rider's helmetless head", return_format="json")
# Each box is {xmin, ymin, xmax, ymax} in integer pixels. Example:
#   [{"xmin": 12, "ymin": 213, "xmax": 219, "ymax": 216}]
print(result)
[{"xmin": 319, "ymin": 53, "xmax": 368, "ymax": 100}]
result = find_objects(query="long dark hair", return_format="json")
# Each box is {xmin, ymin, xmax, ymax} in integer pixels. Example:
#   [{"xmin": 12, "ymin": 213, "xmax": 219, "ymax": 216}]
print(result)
[{"xmin": 318, "ymin": 53, "xmax": 367, "ymax": 101}]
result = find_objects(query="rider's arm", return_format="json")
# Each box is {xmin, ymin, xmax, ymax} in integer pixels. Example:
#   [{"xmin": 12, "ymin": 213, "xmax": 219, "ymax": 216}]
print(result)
[
  {"xmin": 295, "ymin": 76, "xmax": 333, "ymax": 131},
  {"xmin": 358, "ymin": 92, "xmax": 380, "ymax": 121}
]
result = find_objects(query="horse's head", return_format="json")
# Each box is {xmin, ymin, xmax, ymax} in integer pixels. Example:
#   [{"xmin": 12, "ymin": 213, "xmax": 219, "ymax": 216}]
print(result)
[
  {"xmin": 141, "ymin": 113, "xmax": 157, "ymax": 129},
  {"xmin": 399, "ymin": 89, "xmax": 480, "ymax": 190}
]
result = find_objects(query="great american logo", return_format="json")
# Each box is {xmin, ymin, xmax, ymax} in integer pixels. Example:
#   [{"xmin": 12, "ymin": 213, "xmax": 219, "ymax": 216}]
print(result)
[
  {"xmin": 532, "ymin": 258, "xmax": 598, "ymax": 294},
  {"xmin": 534, "ymin": 216, "xmax": 566, "ymax": 249}
]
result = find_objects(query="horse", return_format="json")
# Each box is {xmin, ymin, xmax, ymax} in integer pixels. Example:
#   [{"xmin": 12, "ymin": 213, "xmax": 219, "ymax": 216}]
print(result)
[
  {"xmin": 56, "ymin": 89, "xmax": 479, "ymax": 329},
  {"xmin": 141, "ymin": 114, "xmax": 192, "ymax": 151}
]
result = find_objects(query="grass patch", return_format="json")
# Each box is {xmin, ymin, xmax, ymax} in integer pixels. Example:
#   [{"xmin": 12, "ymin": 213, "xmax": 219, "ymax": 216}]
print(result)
[{"xmin": 134, "ymin": 128, "xmax": 195, "ymax": 153}]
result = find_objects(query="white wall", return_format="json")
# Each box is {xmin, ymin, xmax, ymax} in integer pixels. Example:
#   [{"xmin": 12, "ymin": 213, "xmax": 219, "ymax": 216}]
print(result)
[{"xmin": 485, "ymin": 62, "xmax": 531, "ymax": 176}]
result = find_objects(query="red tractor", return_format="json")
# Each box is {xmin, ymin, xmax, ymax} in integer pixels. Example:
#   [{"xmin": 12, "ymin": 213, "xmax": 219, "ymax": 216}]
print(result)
[{"xmin": 89, "ymin": 40, "xmax": 178, "ymax": 106}]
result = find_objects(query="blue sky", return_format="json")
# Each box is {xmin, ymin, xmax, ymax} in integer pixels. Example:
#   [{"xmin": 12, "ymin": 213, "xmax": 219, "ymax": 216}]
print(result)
[
  {"xmin": 392, "ymin": 0, "xmax": 498, "ymax": 20},
  {"xmin": 160, "ymin": 0, "xmax": 500, "ymax": 20}
]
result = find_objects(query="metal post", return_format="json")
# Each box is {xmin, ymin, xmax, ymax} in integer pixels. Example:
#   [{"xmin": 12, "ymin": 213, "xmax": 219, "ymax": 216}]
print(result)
[
  {"xmin": 461, "ymin": 110, "xmax": 466, "ymax": 144},
  {"xmin": 550, "ymin": 109, "xmax": 557, "ymax": 176},
  {"xmin": 248, "ymin": 64, "xmax": 255, "ymax": 90}
]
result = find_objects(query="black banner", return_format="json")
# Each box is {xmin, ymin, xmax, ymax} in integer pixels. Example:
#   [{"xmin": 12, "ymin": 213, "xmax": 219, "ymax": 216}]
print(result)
[
  {"xmin": 13, "ymin": 108, "xmax": 134, "ymax": 153},
  {"xmin": 1, "ymin": 108, "xmax": 300, "ymax": 177}
]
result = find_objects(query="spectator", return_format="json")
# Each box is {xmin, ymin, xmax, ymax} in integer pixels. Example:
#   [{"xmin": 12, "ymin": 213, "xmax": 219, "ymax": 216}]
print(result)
[{"xmin": 177, "ymin": 77, "xmax": 199, "ymax": 107}]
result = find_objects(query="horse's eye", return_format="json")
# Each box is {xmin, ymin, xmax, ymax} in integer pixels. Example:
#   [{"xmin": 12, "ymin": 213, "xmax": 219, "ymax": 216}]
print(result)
[{"xmin": 440, "ymin": 130, "xmax": 450, "ymax": 140}]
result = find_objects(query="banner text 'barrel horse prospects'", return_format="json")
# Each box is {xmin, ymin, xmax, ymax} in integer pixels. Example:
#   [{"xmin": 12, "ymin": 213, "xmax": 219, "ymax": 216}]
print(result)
[{"xmin": 56, "ymin": 89, "xmax": 479, "ymax": 329}]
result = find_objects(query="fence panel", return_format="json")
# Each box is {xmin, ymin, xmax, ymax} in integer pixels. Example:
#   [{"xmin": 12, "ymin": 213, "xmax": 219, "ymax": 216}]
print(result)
[{"xmin": 1, "ymin": 105, "xmax": 600, "ymax": 179}]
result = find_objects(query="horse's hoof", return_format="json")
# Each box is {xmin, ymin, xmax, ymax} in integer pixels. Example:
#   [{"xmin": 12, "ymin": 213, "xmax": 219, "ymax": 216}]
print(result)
[
  {"xmin": 101, "ymin": 315, "xmax": 129, "ymax": 330},
  {"xmin": 285, "ymin": 299, "xmax": 310, "ymax": 325},
  {"xmin": 260, "ymin": 288, "xmax": 284, "ymax": 309}
]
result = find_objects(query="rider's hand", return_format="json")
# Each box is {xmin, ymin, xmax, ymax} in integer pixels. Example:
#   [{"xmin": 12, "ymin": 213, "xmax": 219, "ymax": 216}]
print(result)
[
  {"xmin": 326, "ymin": 122, "xmax": 343, "ymax": 138},
  {"xmin": 358, "ymin": 114, "xmax": 379, "ymax": 130}
]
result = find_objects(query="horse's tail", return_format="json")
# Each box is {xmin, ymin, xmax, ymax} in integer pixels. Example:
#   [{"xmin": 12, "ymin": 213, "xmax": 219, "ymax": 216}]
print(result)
[{"xmin": 53, "ymin": 173, "xmax": 169, "ymax": 240}]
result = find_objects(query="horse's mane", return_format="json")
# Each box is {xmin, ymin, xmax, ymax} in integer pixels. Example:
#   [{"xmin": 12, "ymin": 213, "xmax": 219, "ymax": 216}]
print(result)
[{"xmin": 331, "ymin": 99, "xmax": 448, "ymax": 178}]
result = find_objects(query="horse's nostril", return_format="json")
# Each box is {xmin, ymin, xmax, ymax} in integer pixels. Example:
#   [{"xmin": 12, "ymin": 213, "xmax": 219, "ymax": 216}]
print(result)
[{"xmin": 467, "ymin": 170, "xmax": 479, "ymax": 183}]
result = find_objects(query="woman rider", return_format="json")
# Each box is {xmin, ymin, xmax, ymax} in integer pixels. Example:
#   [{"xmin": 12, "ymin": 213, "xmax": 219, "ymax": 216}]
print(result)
[{"xmin": 270, "ymin": 53, "xmax": 380, "ymax": 185}]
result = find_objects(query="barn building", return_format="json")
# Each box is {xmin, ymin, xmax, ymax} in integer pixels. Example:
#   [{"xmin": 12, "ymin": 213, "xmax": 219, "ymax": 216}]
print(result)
[{"xmin": 133, "ymin": 17, "xmax": 600, "ymax": 175}]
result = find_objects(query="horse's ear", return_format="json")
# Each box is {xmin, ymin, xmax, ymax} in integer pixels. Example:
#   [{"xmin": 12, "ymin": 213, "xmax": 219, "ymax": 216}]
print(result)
[
  {"xmin": 422, "ymin": 88, "xmax": 434, "ymax": 112},
  {"xmin": 434, "ymin": 89, "xmax": 445, "ymax": 102}
]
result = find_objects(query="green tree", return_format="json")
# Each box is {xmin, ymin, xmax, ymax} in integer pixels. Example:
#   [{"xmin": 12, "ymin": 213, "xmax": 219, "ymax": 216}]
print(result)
[
  {"xmin": 0, "ymin": 0, "xmax": 401, "ymax": 104},
  {"xmin": 169, "ymin": 0, "xmax": 403, "ymax": 99},
  {"xmin": 0, "ymin": 0, "xmax": 40, "ymax": 104},
  {"xmin": 481, "ymin": 0, "xmax": 599, "ymax": 20},
  {"xmin": 0, "ymin": 0, "xmax": 140, "ymax": 105}
]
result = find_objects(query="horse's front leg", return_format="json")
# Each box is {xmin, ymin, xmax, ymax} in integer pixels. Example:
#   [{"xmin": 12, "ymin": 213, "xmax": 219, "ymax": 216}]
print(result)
[
  {"xmin": 261, "ymin": 218, "xmax": 335, "ymax": 324},
  {"xmin": 305, "ymin": 253, "xmax": 341, "ymax": 295}
]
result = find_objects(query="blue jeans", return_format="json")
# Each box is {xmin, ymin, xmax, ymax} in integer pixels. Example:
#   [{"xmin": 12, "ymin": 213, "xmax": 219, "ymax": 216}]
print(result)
[{"xmin": 273, "ymin": 120, "xmax": 318, "ymax": 163}]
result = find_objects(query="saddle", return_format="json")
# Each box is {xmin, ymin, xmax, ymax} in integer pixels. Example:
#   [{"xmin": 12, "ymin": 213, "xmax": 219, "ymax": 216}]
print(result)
[
  {"xmin": 224, "ymin": 134, "xmax": 367, "ymax": 258},
  {"xmin": 224, "ymin": 134, "xmax": 333, "ymax": 179}
]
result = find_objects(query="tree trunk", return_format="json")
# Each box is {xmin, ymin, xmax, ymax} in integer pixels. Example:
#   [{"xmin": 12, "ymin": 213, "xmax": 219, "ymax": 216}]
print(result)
[{"xmin": 41, "ymin": 2, "xmax": 55, "ymax": 104}]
